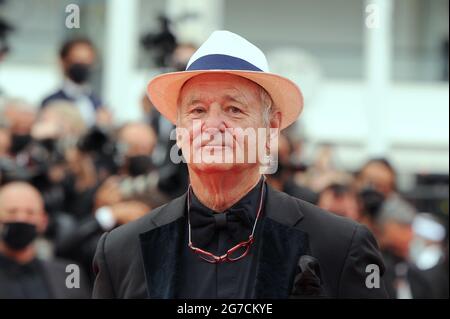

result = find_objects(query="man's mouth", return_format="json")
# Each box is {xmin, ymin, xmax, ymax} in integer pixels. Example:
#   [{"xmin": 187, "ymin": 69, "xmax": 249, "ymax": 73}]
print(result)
[
  {"xmin": 199, "ymin": 136, "xmax": 234, "ymax": 148},
  {"xmin": 201, "ymin": 144, "xmax": 232, "ymax": 149}
]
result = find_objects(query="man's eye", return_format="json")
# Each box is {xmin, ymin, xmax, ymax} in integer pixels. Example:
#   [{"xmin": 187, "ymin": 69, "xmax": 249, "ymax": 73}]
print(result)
[
  {"xmin": 227, "ymin": 106, "xmax": 242, "ymax": 114},
  {"xmin": 191, "ymin": 107, "xmax": 205, "ymax": 114}
]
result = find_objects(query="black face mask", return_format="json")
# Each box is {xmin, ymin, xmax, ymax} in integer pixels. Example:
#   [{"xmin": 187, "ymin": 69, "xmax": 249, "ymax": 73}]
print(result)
[
  {"xmin": 67, "ymin": 63, "xmax": 92, "ymax": 84},
  {"xmin": 127, "ymin": 155, "xmax": 153, "ymax": 177},
  {"xmin": 11, "ymin": 134, "xmax": 32, "ymax": 154},
  {"xmin": 38, "ymin": 138, "xmax": 56, "ymax": 153},
  {"xmin": 0, "ymin": 222, "xmax": 38, "ymax": 250}
]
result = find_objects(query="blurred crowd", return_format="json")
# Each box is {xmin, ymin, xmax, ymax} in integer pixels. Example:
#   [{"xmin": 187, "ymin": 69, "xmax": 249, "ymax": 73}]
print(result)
[{"xmin": 0, "ymin": 37, "xmax": 448, "ymax": 299}]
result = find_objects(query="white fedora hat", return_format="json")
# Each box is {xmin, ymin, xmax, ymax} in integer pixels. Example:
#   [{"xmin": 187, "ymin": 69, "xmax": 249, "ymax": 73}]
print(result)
[{"xmin": 147, "ymin": 30, "xmax": 303, "ymax": 130}]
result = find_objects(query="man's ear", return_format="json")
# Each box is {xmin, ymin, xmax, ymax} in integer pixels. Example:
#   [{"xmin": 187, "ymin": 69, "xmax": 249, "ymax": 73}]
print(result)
[
  {"xmin": 37, "ymin": 212, "xmax": 49, "ymax": 234},
  {"xmin": 266, "ymin": 111, "xmax": 281, "ymax": 150},
  {"xmin": 270, "ymin": 111, "xmax": 282, "ymax": 130}
]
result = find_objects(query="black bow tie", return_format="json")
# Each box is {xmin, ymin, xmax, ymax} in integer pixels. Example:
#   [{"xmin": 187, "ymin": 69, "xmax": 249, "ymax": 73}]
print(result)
[{"xmin": 189, "ymin": 196, "xmax": 255, "ymax": 249}]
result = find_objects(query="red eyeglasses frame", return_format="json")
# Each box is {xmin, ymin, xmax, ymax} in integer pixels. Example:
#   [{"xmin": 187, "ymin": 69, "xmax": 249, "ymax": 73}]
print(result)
[{"xmin": 186, "ymin": 178, "xmax": 265, "ymax": 264}]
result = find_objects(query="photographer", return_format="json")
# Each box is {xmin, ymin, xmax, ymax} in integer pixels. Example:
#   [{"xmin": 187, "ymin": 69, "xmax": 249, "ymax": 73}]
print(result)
[
  {"xmin": 266, "ymin": 133, "xmax": 318, "ymax": 204},
  {"xmin": 54, "ymin": 122, "xmax": 166, "ymax": 284},
  {"xmin": 31, "ymin": 100, "xmax": 89, "ymax": 214},
  {"xmin": 374, "ymin": 197, "xmax": 433, "ymax": 298},
  {"xmin": 2, "ymin": 98, "xmax": 36, "ymax": 155},
  {"xmin": 318, "ymin": 183, "xmax": 360, "ymax": 221},
  {"xmin": 94, "ymin": 121, "xmax": 169, "ymax": 208}
]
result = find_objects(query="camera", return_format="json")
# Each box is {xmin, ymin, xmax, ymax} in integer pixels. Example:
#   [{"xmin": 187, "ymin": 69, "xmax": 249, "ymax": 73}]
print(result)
[
  {"xmin": 0, "ymin": 138, "xmax": 64, "ymax": 185},
  {"xmin": 77, "ymin": 126, "xmax": 122, "ymax": 175}
]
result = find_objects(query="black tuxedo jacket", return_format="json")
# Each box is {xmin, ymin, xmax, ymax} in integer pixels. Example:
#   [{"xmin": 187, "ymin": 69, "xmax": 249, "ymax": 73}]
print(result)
[
  {"xmin": 92, "ymin": 186, "xmax": 388, "ymax": 298},
  {"xmin": 0, "ymin": 257, "xmax": 91, "ymax": 299}
]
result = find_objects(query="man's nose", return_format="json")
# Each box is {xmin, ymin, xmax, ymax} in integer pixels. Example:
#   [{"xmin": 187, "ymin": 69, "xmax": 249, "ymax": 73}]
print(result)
[
  {"xmin": 203, "ymin": 105, "xmax": 226, "ymax": 132},
  {"xmin": 11, "ymin": 211, "xmax": 32, "ymax": 223}
]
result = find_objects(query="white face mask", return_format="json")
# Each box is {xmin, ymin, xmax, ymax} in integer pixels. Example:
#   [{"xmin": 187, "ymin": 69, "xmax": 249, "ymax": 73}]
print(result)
[
  {"xmin": 410, "ymin": 236, "xmax": 443, "ymax": 270},
  {"xmin": 409, "ymin": 236, "xmax": 426, "ymax": 262}
]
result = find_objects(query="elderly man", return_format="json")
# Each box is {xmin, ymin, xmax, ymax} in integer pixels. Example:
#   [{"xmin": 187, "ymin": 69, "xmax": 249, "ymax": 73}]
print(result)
[
  {"xmin": 93, "ymin": 31, "xmax": 387, "ymax": 298},
  {"xmin": 0, "ymin": 182, "xmax": 90, "ymax": 298},
  {"xmin": 372, "ymin": 197, "xmax": 433, "ymax": 299},
  {"xmin": 2, "ymin": 98, "xmax": 36, "ymax": 154}
]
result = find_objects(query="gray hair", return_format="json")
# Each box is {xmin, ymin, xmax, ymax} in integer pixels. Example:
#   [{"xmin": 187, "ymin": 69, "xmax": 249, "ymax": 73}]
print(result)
[{"xmin": 376, "ymin": 195, "xmax": 417, "ymax": 225}]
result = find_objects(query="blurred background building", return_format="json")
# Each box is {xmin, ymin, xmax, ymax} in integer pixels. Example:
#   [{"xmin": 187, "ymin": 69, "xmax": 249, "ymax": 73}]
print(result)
[{"xmin": 1, "ymin": 0, "xmax": 448, "ymax": 176}]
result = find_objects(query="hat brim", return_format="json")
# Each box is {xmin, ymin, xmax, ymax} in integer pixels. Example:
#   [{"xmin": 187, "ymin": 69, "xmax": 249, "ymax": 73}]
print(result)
[{"xmin": 146, "ymin": 70, "xmax": 303, "ymax": 130}]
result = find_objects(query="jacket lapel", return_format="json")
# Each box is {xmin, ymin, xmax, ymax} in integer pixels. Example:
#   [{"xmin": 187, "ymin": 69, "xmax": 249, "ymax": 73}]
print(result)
[
  {"xmin": 139, "ymin": 194, "xmax": 187, "ymax": 298},
  {"xmin": 138, "ymin": 185, "xmax": 310, "ymax": 299},
  {"xmin": 253, "ymin": 185, "xmax": 310, "ymax": 299}
]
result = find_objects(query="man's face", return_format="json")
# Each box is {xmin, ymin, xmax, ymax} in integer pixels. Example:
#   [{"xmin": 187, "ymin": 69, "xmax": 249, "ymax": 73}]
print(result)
[
  {"xmin": 0, "ymin": 184, "xmax": 47, "ymax": 234},
  {"xmin": 177, "ymin": 73, "xmax": 279, "ymax": 173},
  {"xmin": 379, "ymin": 221, "xmax": 414, "ymax": 259},
  {"xmin": 0, "ymin": 128, "xmax": 11, "ymax": 157},
  {"xmin": 117, "ymin": 124, "xmax": 156, "ymax": 176},
  {"xmin": 62, "ymin": 43, "xmax": 96, "ymax": 84},
  {"xmin": 63, "ymin": 43, "xmax": 96, "ymax": 69},
  {"xmin": 118, "ymin": 124, "xmax": 156, "ymax": 158},
  {"xmin": 318, "ymin": 190, "xmax": 360, "ymax": 220},
  {"xmin": 4, "ymin": 105, "xmax": 36, "ymax": 135},
  {"xmin": 357, "ymin": 163, "xmax": 395, "ymax": 197}
]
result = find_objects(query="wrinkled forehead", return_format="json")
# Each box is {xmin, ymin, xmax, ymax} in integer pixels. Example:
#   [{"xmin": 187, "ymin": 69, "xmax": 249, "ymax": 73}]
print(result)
[
  {"xmin": 118, "ymin": 124, "xmax": 155, "ymax": 146},
  {"xmin": 178, "ymin": 73, "xmax": 262, "ymax": 104},
  {"xmin": 64, "ymin": 43, "xmax": 96, "ymax": 65},
  {"xmin": 362, "ymin": 163, "xmax": 395, "ymax": 181},
  {"xmin": 0, "ymin": 184, "xmax": 44, "ymax": 213}
]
